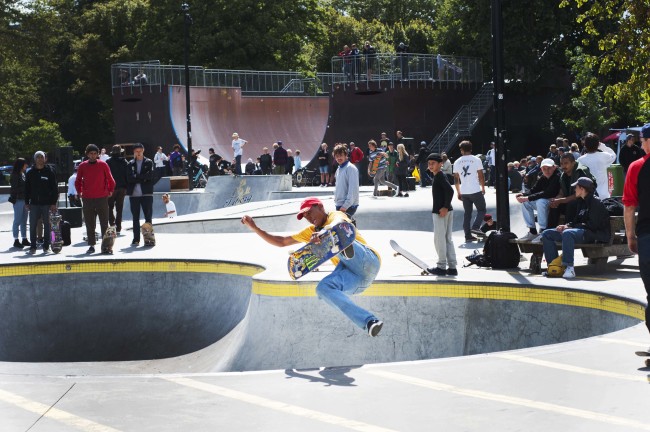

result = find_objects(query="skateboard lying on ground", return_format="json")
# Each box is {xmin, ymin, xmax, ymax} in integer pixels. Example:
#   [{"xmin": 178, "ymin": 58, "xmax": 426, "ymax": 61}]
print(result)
[
  {"xmin": 141, "ymin": 222, "xmax": 156, "ymax": 246},
  {"xmin": 101, "ymin": 225, "xmax": 117, "ymax": 254},
  {"xmin": 390, "ymin": 240, "xmax": 431, "ymax": 276},
  {"xmin": 288, "ymin": 221, "xmax": 356, "ymax": 280},
  {"xmin": 49, "ymin": 211, "xmax": 64, "ymax": 254},
  {"xmin": 635, "ymin": 350, "xmax": 650, "ymax": 368}
]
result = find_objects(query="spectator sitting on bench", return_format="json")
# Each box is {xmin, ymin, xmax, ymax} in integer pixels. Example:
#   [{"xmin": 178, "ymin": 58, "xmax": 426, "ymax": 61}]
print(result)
[
  {"xmin": 548, "ymin": 152, "xmax": 595, "ymax": 228},
  {"xmin": 516, "ymin": 158, "xmax": 561, "ymax": 242},
  {"xmin": 541, "ymin": 177, "xmax": 610, "ymax": 279}
]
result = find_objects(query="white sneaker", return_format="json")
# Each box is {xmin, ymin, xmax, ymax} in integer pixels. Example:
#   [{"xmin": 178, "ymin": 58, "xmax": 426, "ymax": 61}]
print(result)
[
  {"xmin": 519, "ymin": 232, "xmax": 537, "ymax": 241},
  {"xmin": 531, "ymin": 234, "xmax": 543, "ymax": 243},
  {"xmin": 563, "ymin": 266, "xmax": 575, "ymax": 279}
]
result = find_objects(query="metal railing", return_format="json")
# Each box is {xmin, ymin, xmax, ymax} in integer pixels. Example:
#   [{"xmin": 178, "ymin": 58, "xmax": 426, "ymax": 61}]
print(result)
[
  {"xmin": 428, "ymin": 82, "xmax": 494, "ymax": 154},
  {"xmin": 112, "ymin": 53, "xmax": 483, "ymax": 95},
  {"xmin": 330, "ymin": 53, "xmax": 483, "ymax": 90}
]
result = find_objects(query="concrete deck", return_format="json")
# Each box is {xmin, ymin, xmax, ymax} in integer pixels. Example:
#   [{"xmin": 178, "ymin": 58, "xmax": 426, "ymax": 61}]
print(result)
[{"xmin": 0, "ymin": 185, "xmax": 648, "ymax": 431}]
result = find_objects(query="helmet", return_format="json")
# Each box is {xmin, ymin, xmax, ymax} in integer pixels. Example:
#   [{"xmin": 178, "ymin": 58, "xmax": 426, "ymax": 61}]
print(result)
[{"xmin": 546, "ymin": 255, "xmax": 566, "ymax": 278}]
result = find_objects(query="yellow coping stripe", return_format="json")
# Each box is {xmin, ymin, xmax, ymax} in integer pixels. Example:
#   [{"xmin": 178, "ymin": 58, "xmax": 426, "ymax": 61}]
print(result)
[
  {"xmin": 0, "ymin": 261, "xmax": 261, "ymax": 278},
  {"xmin": 252, "ymin": 281, "xmax": 644, "ymax": 320}
]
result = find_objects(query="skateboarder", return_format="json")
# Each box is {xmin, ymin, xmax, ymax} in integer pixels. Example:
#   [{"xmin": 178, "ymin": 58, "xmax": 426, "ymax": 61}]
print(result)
[
  {"xmin": 127, "ymin": 143, "xmax": 155, "ymax": 245},
  {"xmin": 426, "ymin": 153, "xmax": 457, "ymax": 276},
  {"xmin": 241, "ymin": 197, "xmax": 384, "ymax": 336}
]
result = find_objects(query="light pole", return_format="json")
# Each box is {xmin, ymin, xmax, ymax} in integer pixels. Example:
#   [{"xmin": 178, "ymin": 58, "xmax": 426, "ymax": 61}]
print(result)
[
  {"xmin": 491, "ymin": 0, "xmax": 510, "ymax": 231},
  {"xmin": 182, "ymin": 2, "xmax": 193, "ymax": 190}
]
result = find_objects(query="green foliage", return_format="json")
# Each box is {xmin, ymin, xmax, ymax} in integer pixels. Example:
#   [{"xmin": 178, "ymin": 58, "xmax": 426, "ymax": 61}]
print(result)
[{"xmin": 19, "ymin": 119, "xmax": 70, "ymax": 158}]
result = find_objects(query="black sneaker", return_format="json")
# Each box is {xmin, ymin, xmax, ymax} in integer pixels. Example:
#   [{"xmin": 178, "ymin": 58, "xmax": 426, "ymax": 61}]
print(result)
[
  {"xmin": 22, "ymin": 238, "xmax": 31, "ymax": 247},
  {"xmin": 427, "ymin": 267, "xmax": 447, "ymax": 276},
  {"xmin": 28, "ymin": 247, "xmax": 36, "ymax": 255},
  {"xmin": 446, "ymin": 268, "xmax": 458, "ymax": 276},
  {"xmin": 87, "ymin": 246, "xmax": 95, "ymax": 254},
  {"xmin": 131, "ymin": 239, "xmax": 139, "ymax": 246},
  {"xmin": 342, "ymin": 245, "xmax": 355, "ymax": 259},
  {"xmin": 465, "ymin": 236, "xmax": 478, "ymax": 242},
  {"xmin": 13, "ymin": 239, "xmax": 22, "ymax": 248},
  {"xmin": 367, "ymin": 319, "xmax": 383, "ymax": 337},
  {"xmin": 42, "ymin": 243, "xmax": 49, "ymax": 252}
]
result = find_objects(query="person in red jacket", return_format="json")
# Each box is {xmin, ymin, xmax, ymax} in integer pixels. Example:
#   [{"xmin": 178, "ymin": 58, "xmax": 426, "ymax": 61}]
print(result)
[
  {"xmin": 349, "ymin": 142, "xmax": 365, "ymax": 184},
  {"xmin": 75, "ymin": 144, "xmax": 116, "ymax": 254}
]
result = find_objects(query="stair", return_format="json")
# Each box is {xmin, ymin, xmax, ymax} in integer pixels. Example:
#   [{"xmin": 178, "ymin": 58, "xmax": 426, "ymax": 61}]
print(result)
[{"xmin": 428, "ymin": 82, "xmax": 494, "ymax": 154}]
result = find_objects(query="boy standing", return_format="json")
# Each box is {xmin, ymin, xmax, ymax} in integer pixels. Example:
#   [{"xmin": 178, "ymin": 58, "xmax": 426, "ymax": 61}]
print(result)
[{"xmin": 426, "ymin": 153, "xmax": 457, "ymax": 276}]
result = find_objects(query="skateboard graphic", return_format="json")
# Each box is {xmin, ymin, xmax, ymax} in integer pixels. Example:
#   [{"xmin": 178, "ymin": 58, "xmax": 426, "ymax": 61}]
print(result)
[
  {"xmin": 49, "ymin": 211, "xmax": 63, "ymax": 253},
  {"xmin": 101, "ymin": 225, "xmax": 117, "ymax": 254},
  {"xmin": 288, "ymin": 221, "xmax": 356, "ymax": 280},
  {"xmin": 390, "ymin": 240, "xmax": 431, "ymax": 276},
  {"xmin": 368, "ymin": 154, "xmax": 384, "ymax": 177},
  {"xmin": 635, "ymin": 350, "xmax": 650, "ymax": 368},
  {"xmin": 141, "ymin": 222, "xmax": 156, "ymax": 246}
]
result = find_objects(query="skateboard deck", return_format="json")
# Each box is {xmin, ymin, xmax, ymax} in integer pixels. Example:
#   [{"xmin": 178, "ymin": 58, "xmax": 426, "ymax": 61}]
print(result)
[
  {"xmin": 49, "ymin": 211, "xmax": 63, "ymax": 253},
  {"xmin": 288, "ymin": 221, "xmax": 356, "ymax": 280},
  {"xmin": 141, "ymin": 222, "xmax": 156, "ymax": 246},
  {"xmin": 101, "ymin": 226, "xmax": 117, "ymax": 254},
  {"xmin": 390, "ymin": 240, "xmax": 431, "ymax": 276},
  {"xmin": 368, "ymin": 154, "xmax": 384, "ymax": 177}
]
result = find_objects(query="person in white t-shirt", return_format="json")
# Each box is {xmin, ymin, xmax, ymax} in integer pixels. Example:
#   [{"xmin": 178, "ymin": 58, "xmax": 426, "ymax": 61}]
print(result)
[
  {"xmin": 99, "ymin": 148, "xmax": 110, "ymax": 162},
  {"xmin": 153, "ymin": 146, "xmax": 168, "ymax": 180},
  {"xmin": 162, "ymin": 193, "xmax": 176, "ymax": 218},
  {"xmin": 486, "ymin": 142, "xmax": 496, "ymax": 187},
  {"xmin": 577, "ymin": 132, "xmax": 616, "ymax": 199},
  {"xmin": 452, "ymin": 140, "xmax": 486, "ymax": 242},
  {"xmin": 231, "ymin": 132, "xmax": 248, "ymax": 175}
]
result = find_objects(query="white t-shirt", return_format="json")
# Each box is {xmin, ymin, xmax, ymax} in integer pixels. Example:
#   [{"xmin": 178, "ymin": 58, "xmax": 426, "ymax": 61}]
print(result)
[
  {"xmin": 232, "ymin": 139, "xmax": 245, "ymax": 157},
  {"xmin": 453, "ymin": 154, "xmax": 483, "ymax": 194},
  {"xmin": 165, "ymin": 200, "xmax": 176, "ymax": 218},
  {"xmin": 486, "ymin": 148, "xmax": 496, "ymax": 166},
  {"xmin": 154, "ymin": 151, "xmax": 168, "ymax": 168},
  {"xmin": 577, "ymin": 143, "xmax": 616, "ymax": 199}
]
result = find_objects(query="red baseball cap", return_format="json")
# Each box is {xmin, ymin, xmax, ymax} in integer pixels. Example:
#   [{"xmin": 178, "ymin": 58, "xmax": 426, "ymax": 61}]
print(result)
[{"xmin": 297, "ymin": 197, "xmax": 323, "ymax": 220}]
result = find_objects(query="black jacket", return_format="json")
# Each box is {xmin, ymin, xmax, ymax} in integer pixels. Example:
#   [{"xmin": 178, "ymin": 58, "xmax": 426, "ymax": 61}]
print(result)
[
  {"xmin": 619, "ymin": 144, "xmax": 643, "ymax": 172},
  {"xmin": 10, "ymin": 171, "xmax": 26, "ymax": 201},
  {"xmin": 24, "ymin": 164, "xmax": 58, "ymax": 206},
  {"xmin": 106, "ymin": 156, "xmax": 129, "ymax": 189},
  {"xmin": 126, "ymin": 157, "xmax": 155, "ymax": 195},
  {"xmin": 525, "ymin": 170, "xmax": 560, "ymax": 201},
  {"xmin": 431, "ymin": 171, "xmax": 454, "ymax": 214},
  {"xmin": 568, "ymin": 194, "xmax": 610, "ymax": 243}
]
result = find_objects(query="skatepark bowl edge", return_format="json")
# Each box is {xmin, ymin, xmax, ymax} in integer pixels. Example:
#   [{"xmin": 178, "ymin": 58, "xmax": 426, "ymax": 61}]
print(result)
[{"xmin": 0, "ymin": 259, "xmax": 643, "ymax": 375}]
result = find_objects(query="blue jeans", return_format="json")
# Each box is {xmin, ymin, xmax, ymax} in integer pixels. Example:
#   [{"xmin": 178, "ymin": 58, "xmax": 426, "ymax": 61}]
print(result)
[
  {"xmin": 522, "ymin": 198, "xmax": 550, "ymax": 231},
  {"xmin": 638, "ymin": 233, "xmax": 650, "ymax": 335},
  {"xmin": 315, "ymin": 241, "xmax": 380, "ymax": 330},
  {"xmin": 12, "ymin": 199, "xmax": 28, "ymax": 239},
  {"xmin": 541, "ymin": 228, "xmax": 585, "ymax": 267}
]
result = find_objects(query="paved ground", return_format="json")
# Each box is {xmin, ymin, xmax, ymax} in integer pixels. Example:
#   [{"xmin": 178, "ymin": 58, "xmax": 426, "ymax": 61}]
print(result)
[{"xmin": 0, "ymin": 184, "xmax": 648, "ymax": 431}]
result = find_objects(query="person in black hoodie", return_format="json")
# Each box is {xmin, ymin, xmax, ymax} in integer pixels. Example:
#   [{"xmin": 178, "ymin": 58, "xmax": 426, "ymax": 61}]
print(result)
[
  {"xmin": 426, "ymin": 153, "xmax": 457, "ymax": 276},
  {"xmin": 106, "ymin": 145, "xmax": 128, "ymax": 233},
  {"xmin": 541, "ymin": 177, "xmax": 610, "ymax": 279},
  {"xmin": 24, "ymin": 151, "xmax": 58, "ymax": 253},
  {"xmin": 126, "ymin": 143, "xmax": 155, "ymax": 245}
]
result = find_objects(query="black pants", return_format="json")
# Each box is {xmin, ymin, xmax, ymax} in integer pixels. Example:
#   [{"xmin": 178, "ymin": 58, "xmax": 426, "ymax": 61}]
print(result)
[
  {"xmin": 108, "ymin": 188, "xmax": 126, "ymax": 230},
  {"xmin": 397, "ymin": 174, "xmax": 408, "ymax": 193},
  {"xmin": 129, "ymin": 196, "xmax": 153, "ymax": 242}
]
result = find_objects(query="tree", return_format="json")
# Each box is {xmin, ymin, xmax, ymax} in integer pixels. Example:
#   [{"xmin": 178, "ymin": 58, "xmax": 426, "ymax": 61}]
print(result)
[
  {"xmin": 19, "ymin": 119, "xmax": 70, "ymax": 158},
  {"xmin": 559, "ymin": 0, "xmax": 650, "ymax": 124}
]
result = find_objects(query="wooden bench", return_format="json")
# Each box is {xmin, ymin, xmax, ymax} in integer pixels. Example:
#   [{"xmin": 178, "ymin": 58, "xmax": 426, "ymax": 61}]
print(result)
[{"xmin": 512, "ymin": 216, "xmax": 630, "ymax": 274}]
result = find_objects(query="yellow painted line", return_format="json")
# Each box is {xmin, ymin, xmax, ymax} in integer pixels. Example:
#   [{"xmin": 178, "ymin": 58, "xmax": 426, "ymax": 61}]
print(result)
[
  {"xmin": 0, "ymin": 388, "xmax": 122, "ymax": 432},
  {"xmin": 367, "ymin": 370, "xmax": 650, "ymax": 431},
  {"xmin": 494, "ymin": 353, "xmax": 647, "ymax": 382},
  {"xmin": 0, "ymin": 261, "xmax": 261, "ymax": 278},
  {"xmin": 165, "ymin": 377, "xmax": 397, "ymax": 432},
  {"xmin": 252, "ymin": 281, "xmax": 644, "ymax": 320}
]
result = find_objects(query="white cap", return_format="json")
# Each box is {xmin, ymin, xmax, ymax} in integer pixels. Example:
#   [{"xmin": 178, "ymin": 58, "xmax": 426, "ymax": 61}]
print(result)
[{"xmin": 540, "ymin": 158, "xmax": 556, "ymax": 168}]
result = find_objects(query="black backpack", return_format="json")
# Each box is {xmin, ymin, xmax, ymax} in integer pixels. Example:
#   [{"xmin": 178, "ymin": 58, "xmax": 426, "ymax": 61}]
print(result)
[
  {"xmin": 601, "ymin": 197, "xmax": 624, "ymax": 216},
  {"xmin": 465, "ymin": 230, "xmax": 520, "ymax": 269}
]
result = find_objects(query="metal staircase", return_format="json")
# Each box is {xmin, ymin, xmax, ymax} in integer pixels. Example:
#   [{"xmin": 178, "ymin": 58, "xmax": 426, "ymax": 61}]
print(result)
[{"xmin": 428, "ymin": 82, "xmax": 494, "ymax": 154}]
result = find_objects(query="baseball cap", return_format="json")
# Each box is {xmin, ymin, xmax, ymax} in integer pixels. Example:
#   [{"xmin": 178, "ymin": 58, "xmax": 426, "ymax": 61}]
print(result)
[
  {"xmin": 420, "ymin": 141, "xmax": 426, "ymax": 146},
  {"xmin": 540, "ymin": 158, "xmax": 556, "ymax": 167},
  {"xmin": 427, "ymin": 153, "xmax": 443, "ymax": 162},
  {"xmin": 642, "ymin": 123, "xmax": 650, "ymax": 139},
  {"xmin": 484, "ymin": 214, "xmax": 493, "ymax": 222},
  {"xmin": 297, "ymin": 197, "xmax": 323, "ymax": 220},
  {"xmin": 571, "ymin": 177, "xmax": 594, "ymax": 191}
]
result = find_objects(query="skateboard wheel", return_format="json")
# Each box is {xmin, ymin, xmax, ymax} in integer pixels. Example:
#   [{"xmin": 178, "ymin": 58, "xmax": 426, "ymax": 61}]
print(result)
[
  {"xmin": 295, "ymin": 271, "xmax": 302, "ymax": 278},
  {"xmin": 646, "ymin": 359, "xmax": 650, "ymax": 368},
  {"xmin": 393, "ymin": 252, "xmax": 399, "ymax": 257},
  {"xmin": 332, "ymin": 246, "xmax": 339, "ymax": 253},
  {"xmin": 421, "ymin": 271, "xmax": 427, "ymax": 276}
]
